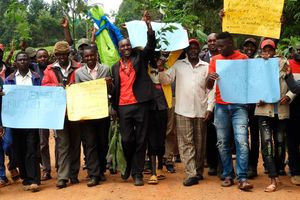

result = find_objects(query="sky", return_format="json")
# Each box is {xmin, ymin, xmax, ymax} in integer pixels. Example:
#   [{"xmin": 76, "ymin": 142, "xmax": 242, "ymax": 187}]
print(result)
[{"xmin": 44, "ymin": 0, "xmax": 123, "ymax": 14}]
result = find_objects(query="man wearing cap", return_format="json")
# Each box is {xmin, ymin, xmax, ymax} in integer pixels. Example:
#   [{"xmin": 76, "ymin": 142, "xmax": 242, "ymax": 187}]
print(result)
[
  {"xmin": 284, "ymin": 44, "xmax": 300, "ymax": 186},
  {"xmin": 241, "ymin": 38, "xmax": 260, "ymax": 179},
  {"xmin": 42, "ymin": 41, "xmax": 80, "ymax": 189},
  {"xmin": 159, "ymin": 39, "xmax": 214, "ymax": 186},
  {"xmin": 254, "ymin": 39, "xmax": 291, "ymax": 192},
  {"xmin": 207, "ymin": 32, "xmax": 253, "ymax": 191}
]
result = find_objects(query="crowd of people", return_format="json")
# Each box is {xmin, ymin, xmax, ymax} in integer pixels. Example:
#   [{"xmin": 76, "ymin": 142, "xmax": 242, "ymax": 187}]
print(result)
[{"xmin": 0, "ymin": 11, "xmax": 300, "ymax": 194}]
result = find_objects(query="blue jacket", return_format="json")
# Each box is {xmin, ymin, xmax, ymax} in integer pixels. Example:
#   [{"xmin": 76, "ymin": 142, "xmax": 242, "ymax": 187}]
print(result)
[{"xmin": 5, "ymin": 70, "xmax": 41, "ymax": 86}]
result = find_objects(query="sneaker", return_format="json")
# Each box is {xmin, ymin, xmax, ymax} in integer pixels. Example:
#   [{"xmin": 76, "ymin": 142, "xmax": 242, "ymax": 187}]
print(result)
[
  {"xmin": 56, "ymin": 179, "xmax": 67, "ymax": 189},
  {"xmin": 165, "ymin": 164, "xmax": 176, "ymax": 173},
  {"xmin": 133, "ymin": 174, "xmax": 144, "ymax": 186},
  {"xmin": 291, "ymin": 176, "xmax": 300, "ymax": 186},
  {"xmin": 41, "ymin": 172, "xmax": 52, "ymax": 181},
  {"xmin": 183, "ymin": 177, "xmax": 199, "ymax": 186},
  {"xmin": 221, "ymin": 178, "xmax": 234, "ymax": 187},
  {"xmin": 87, "ymin": 177, "xmax": 99, "ymax": 187},
  {"xmin": 29, "ymin": 184, "xmax": 40, "ymax": 192},
  {"xmin": 238, "ymin": 180, "xmax": 253, "ymax": 191}
]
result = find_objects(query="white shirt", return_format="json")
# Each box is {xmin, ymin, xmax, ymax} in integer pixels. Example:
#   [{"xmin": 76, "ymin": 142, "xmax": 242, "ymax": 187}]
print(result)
[
  {"xmin": 15, "ymin": 70, "xmax": 33, "ymax": 86},
  {"xmin": 87, "ymin": 65, "xmax": 99, "ymax": 80},
  {"xmin": 159, "ymin": 58, "xmax": 215, "ymax": 118},
  {"xmin": 53, "ymin": 61, "xmax": 71, "ymax": 77}
]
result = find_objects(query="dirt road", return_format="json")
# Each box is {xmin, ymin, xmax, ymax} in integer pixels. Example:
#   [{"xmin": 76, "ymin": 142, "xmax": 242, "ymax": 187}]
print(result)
[{"xmin": 1, "ymin": 135, "xmax": 300, "ymax": 200}]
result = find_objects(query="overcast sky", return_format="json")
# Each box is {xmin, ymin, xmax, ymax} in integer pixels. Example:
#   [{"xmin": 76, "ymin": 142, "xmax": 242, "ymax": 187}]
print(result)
[{"xmin": 44, "ymin": 0, "xmax": 123, "ymax": 13}]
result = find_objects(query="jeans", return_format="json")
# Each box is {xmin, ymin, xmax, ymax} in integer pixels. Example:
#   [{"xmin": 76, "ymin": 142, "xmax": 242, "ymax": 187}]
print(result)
[
  {"xmin": 214, "ymin": 104, "xmax": 249, "ymax": 181},
  {"xmin": 259, "ymin": 116, "xmax": 286, "ymax": 178}
]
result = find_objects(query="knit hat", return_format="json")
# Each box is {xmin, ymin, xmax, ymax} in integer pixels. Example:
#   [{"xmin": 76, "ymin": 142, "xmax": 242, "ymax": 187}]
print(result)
[{"xmin": 54, "ymin": 41, "xmax": 71, "ymax": 54}]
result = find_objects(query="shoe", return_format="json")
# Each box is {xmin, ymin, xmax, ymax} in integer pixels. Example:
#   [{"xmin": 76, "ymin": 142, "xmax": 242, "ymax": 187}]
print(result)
[
  {"xmin": 56, "ymin": 180, "xmax": 67, "ymax": 189},
  {"xmin": 70, "ymin": 177, "xmax": 79, "ymax": 184},
  {"xmin": 29, "ymin": 184, "xmax": 40, "ymax": 192},
  {"xmin": 221, "ymin": 178, "xmax": 234, "ymax": 187},
  {"xmin": 165, "ymin": 164, "xmax": 176, "ymax": 173},
  {"xmin": 196, "ymin": 174, "xmax": 204, "ymax": 180},
  {"xmin": 183, "ymin": 177, "xmax": 199, "ymax": 186},
  {"xmin": 208, "ymin": 168, "xmax": 217, "ymax": 176},
  {"xmin": 0, "ymin": 178, "xmax": 9, "ymax": 188},
  {"xmin": 121, "ymin": 167, "xmax": 131, "ymax": 180},
  {"xmin": 238, "ymin": 180, "xmax": 253, "ymax": 191},
  {"xmin": 174, "ymin": 155, "xmax": 181, "ymax": 163},
  {"xmin": 133, "ymin": 174, "xmax": 144, "ymax": 186},
  {"xmin": 99, "ymin": 173, "xmax": 107, "ymax": 182},
  {"xmin": 87, "ymin": 177, "xmax": 99, "ymax": 187},
  {"xmin": 278, "ymin": 170, "xmax": 287, "ymax": 176},
  {"xmin": 247, "ymin": 169, "xmax": 258, "ymax": 179},
  {"xmin": 41, "ymin": 172, "xmax": 52, "ymax": 181},
  {"xmin": 157, "ymin": 169, "xmax": 166, "ymax": 180},
  {"xmin": 148, "ymin": 175, "xmax": 158, "ymax": 185},
  {"xmin": 10, "ymin": 169, "xmax": 20, "ymax": 181},
  {"xmin": 144, "ymin": 160, "xmax": 151, "ymax": 174},
  {"xmin": 291, "ymin": 176, "xmax": 300, "ymax": 186}
]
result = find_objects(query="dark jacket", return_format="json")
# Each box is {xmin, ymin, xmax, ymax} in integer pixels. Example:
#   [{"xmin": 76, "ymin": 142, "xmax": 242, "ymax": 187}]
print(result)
[
  {"xmin": 111, "ymin": 31, "xmax": 156, "ymax": 110},
  {"xmin": 5, "ymin": 70, "xmax": 41, "ymax": 86}
]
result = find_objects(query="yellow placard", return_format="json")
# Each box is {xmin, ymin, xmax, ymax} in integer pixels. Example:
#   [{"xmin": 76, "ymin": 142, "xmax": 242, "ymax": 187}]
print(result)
[
  {"xmin": 66, "ymin": 79, "xmax": 109, "ymax": 121},
  {"xmin": 222, "ymin": 0, "xmax": 284, "ymax": 39}
]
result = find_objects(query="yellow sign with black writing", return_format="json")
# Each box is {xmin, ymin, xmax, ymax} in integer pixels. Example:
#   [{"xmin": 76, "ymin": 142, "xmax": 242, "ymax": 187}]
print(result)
[
  {"xmin": 222, "ymin": 0, "xmax": 284, "ymax": 39},
  {"xmin": 66, "ymin": 79, "xmax": 109, "ymax": 121}
]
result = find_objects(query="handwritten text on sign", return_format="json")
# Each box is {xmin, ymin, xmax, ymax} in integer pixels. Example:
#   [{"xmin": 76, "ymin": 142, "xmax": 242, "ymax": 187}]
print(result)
[
  {"xmin": 66, "ymin": 78, "xmax": 109, "ymax": 121},
  {"xmin": 222, "ymin": 0, "xmax": 284, "ymax": 39},
  {"xmin": 2, "ymin": 85, "xmax": 66, "ymax": 129}
]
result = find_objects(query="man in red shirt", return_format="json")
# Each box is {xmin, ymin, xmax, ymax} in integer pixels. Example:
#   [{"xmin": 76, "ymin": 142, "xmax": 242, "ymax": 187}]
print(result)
[
  {"xmin": 207, "ymin": 32, "xmax": 253, "ymax": 191},
  {"xmin": 111, "ymin": 11, "xmax": 155, "ymax": 186}
]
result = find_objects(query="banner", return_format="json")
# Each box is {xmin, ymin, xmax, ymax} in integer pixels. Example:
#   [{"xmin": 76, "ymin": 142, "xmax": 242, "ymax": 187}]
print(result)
[
  {"xmin": 66, "ymin": 79, "xmax": 109, "ymax": 121},
  {"xmin": 216, "ymin": 58, "xmax": 280, "ymax": 103},
  {"xmin": 2, "ymin": 85, "xmax": 66, "ymax": 129},
  {"xmin": 126, "ymin": 20, "xmax": 189, "ymax": 51},
  {"xmin": 222, "ymin": 0, "xmax": 284, "ymax": 39}
]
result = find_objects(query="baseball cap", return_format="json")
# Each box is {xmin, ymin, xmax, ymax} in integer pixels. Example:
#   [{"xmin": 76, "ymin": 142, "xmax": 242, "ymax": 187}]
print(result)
[
  {"xmin": 261, "ymin": 39, "xmax": 276, "ymax": 49},
  {"xmin": 77, "ymin": 38, "xmax": 90, "ymax": 49},
  {"xmin": 0, "ymin": 44, "xmax": 5, "ymax": 52},
  {"xmin": 25, "ymin": 47, "xmax": 37, "ymax": 58},
  {"xmin": 243, "ymin": 38, "xmax": 257, "ymax": 47},
  {"xmin": 189, "ymin": 39, "xmax": 200, "ymax": 47}
]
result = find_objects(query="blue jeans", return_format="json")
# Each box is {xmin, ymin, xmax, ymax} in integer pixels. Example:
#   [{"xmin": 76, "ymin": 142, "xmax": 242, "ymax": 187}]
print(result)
[{"xmin": 214, "ymin": 104, "xmax": 249, "ymax": 181}]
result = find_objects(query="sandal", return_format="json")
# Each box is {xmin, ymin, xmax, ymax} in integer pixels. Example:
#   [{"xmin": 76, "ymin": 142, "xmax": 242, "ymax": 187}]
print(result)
[
  {"xmin": 148, "ymin": 175, "xmax": 158, "ymax": 185},
  {"xmin": 157, "ymin": 169, "xmax": 166, "ymax": 180},
  {"xmin": 264, "ymin": 183, "xmax": 277, "ymax": 192}
]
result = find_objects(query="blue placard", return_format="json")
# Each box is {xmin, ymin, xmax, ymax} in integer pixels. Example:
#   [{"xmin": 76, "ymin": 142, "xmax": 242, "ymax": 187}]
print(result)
[
  {"xmin": 2, "ymin": 85, "xmax": 66, "ymax": 129},
  {"xmin": 216, "ymin": 58, "xmax": 280, "ymax": 104}
]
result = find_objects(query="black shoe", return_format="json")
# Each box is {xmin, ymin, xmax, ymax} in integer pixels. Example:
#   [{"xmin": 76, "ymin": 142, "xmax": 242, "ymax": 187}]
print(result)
[
  {"xmin": 247, "ymin": 169, "xmax": 258, "ymax": 179},
  {"xmin": 99, "ymin": 173, "xmax": 107, "ymax": 182},
  {"xmin": 165, "ymin": 164, "xmax": 176, "ymax": 173},
  {"xmin": 133, "ymin": 174, "xmax": 144, "ymax": 186},
  {"xmin": 144, "ymin": 160, "xmax": 151, "ymax": 174},
  {"xmin": 208, "ymin": 168, "xmax": 217, "ymax": 176},
  {"xmin": 56, "ymin": 180, "xmax": 67, "ymax": 189},
  {"xmin": 278, "ymin": 170, "xmax": 287, "ymax": 176},
  {"xmin": 183, "ymin": 177, "xmax": 199, "ymax": 186},
  {"xmin": 70, "ymin": 177, "xmax": 79, "ymax": 184},
  {"xmin": 174, "ymin": 155, "xmax": 181, "ymax": 163},
  {"xmin": 121, "ymin": 167, "xmax": 131, "ymax": 180},
  {"xmin": 196, "ymin": 174, "xmax": 204, "ymax": 181},
  {"xmin": 87, "ymin": 177, "xmax": 99, "ymax": 187}
]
